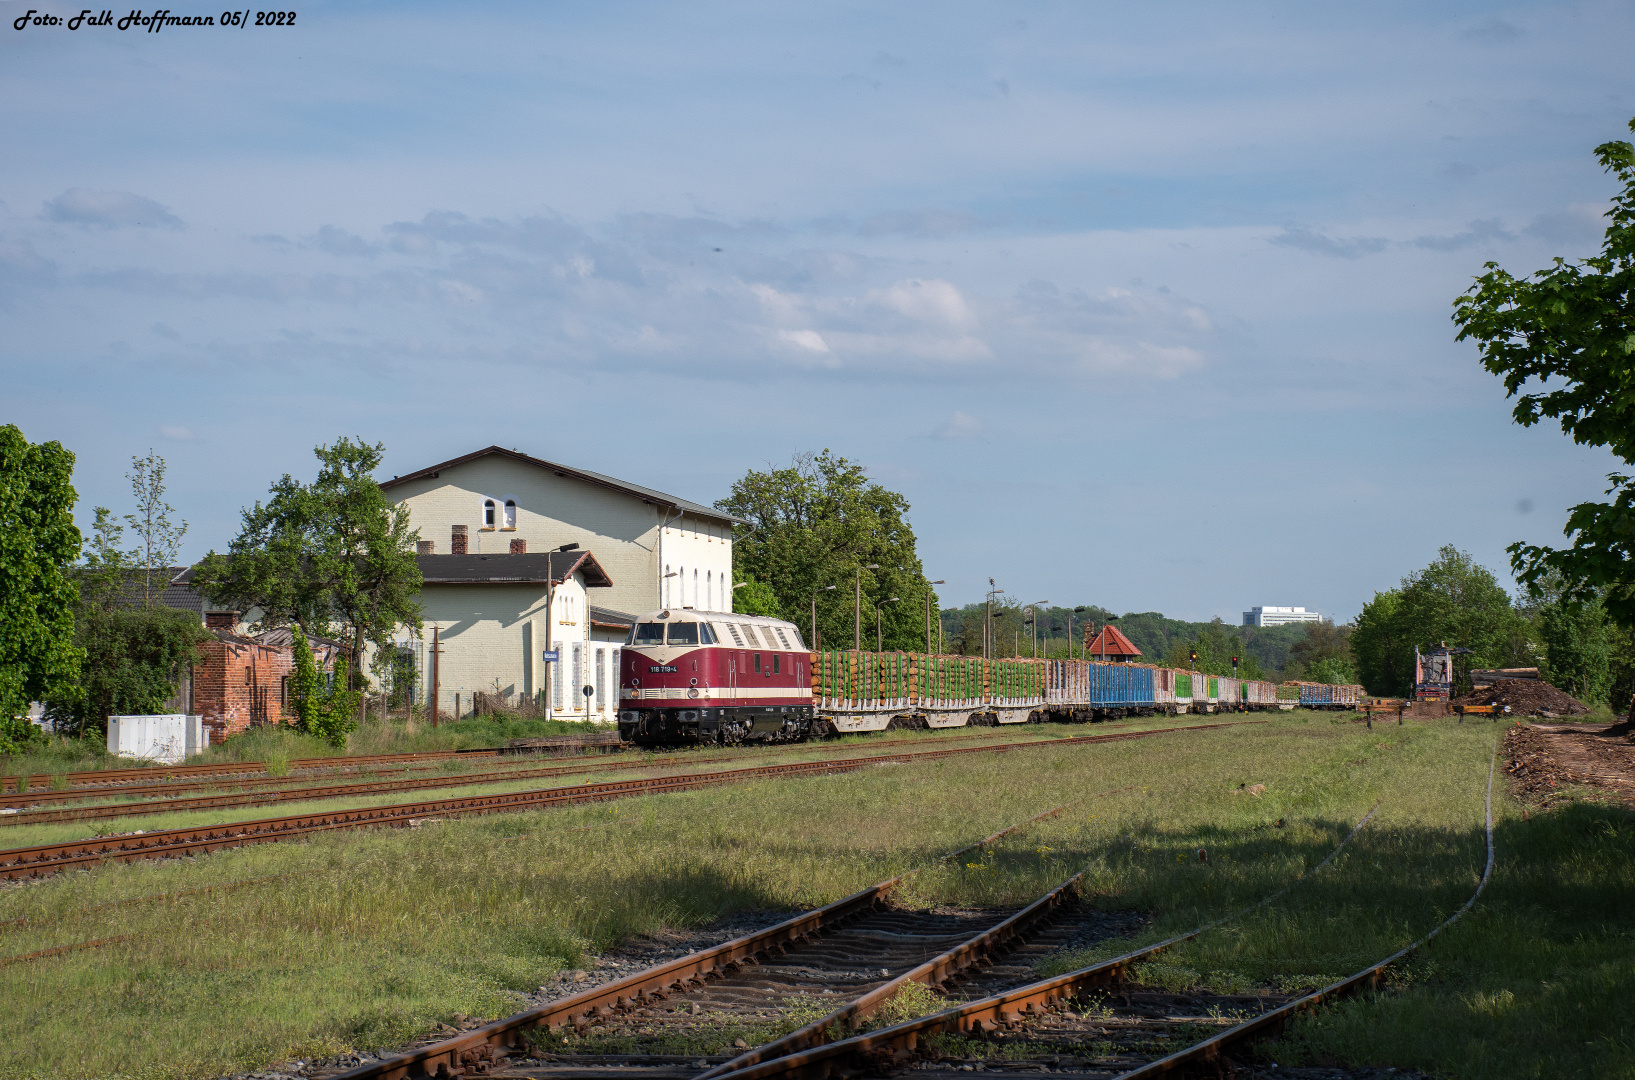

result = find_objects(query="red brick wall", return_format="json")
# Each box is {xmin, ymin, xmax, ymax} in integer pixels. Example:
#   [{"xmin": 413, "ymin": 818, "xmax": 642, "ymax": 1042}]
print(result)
[{"xmin": 192, "ymin": 638, "xmax": 312, "ymax": 741}]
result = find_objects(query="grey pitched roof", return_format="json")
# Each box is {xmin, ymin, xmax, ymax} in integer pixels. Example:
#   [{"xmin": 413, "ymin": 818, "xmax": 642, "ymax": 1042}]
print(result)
[
  {"xmin": 415, "ymin": 551, "xmax": 613, "ymax": 588},
  {"xmin": 590, "ymin": 605, "xmax": 636, "ymax": 630},
  {"xmin": 378, "ymin": 446, "xmax": 747, "ymax": 524}
]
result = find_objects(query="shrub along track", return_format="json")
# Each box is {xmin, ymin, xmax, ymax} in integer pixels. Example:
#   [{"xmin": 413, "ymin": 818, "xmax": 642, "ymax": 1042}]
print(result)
[
  {"xmin": 0, "ymin": 722, "xmax": 1258, "ymax": 881},
  {"xmin": 313, "ymin": 786, "xmax": 1387, "ymax": 1080}
]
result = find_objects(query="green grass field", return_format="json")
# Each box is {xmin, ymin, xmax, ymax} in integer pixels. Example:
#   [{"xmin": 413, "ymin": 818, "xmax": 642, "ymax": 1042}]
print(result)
[{"xmin": 0, "ymin": 712, "xmax": 1628, "ymax": 1080}]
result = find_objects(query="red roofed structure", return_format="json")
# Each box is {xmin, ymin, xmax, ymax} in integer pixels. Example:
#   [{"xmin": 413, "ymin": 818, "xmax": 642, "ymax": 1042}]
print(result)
[{"xmin": 1084, "ymin": 624, "xmax": 1142, "ymax": 661}]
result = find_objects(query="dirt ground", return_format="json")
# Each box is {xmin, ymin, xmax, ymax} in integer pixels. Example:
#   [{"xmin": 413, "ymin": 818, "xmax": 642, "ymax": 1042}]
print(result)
[{"xmin": 1504, "ymin": 721, "xmax": 1635, "ymax": 808}]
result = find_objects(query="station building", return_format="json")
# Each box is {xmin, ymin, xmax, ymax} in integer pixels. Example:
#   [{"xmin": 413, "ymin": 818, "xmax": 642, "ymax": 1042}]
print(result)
[{"xmin": 378, "ymin": 447, "xmax": 743, "ymax": 722}]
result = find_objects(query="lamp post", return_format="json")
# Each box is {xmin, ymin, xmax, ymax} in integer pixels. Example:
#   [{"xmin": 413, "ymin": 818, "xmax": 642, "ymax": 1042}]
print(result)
[
  {"xmin": 731, "ymin": 579, "xmax": 749, "ymax": 617},
  {"xmin": 854, "ymin": 564, "xmax": 879, "ymax": 652},
  {"xmin": 1070, "ymin": 606, "xmax": 1086, "ymax": 661},
  {"xmin": 812, "ymin": 584, "xmax": 836, "ymax": 649},
  {"xmin": 1102, "ymin": 614, "xmax": 1120, "ymax": 663},
  {"xmin": 924, "ymin": 579, "xmax": 945, "ymax": 654},
  {"xmin": 1025, "ymin": 601, "xmax": 1049, "ymax": 658},
  {"xmin": 984, "ymin": 579, "xmax": 1005, "ymax": 661},
  {"xmin": 878, "ymin": 597, "xmax": 899, "ymax": 651}
]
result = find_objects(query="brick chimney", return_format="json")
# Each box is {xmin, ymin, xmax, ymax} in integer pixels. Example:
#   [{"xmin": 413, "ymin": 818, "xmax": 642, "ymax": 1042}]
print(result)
[
  {"xmin": 205, "ymin": 612, "xmax": 238, "ymax": 630},
  {"xmin": 509, "ymin": 538, "xmax": 527, "ymax": 554},
  {"xmin": 417, "ymin": 540, "xmax": 435, "ymax": 554},
  {"xmin": 451, "ymin": 524, "xmax": 468, "ymax": 555}
]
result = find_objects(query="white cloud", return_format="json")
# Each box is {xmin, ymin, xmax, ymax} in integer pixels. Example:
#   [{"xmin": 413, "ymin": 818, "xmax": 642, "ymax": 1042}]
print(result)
[
  {"xmin": 42, "ymin": 189, "xmax": 183, "ymax": 230},
  {"xmin": 778, "ymin": 328, "xmax": 830, "ymax": 353},
  {"xmin": 931, "ymin": 411, "xmax": 984, "ymax": 440},
  {"xmin": 865, "ymin": 278, "xmax": 976, "ymax": 330}
]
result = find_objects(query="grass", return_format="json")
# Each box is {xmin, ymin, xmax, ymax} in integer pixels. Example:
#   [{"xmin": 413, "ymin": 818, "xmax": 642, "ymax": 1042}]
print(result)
[{"xmin": 0, "ymin": 712, "xmax": 1626, "ymax": 1079}]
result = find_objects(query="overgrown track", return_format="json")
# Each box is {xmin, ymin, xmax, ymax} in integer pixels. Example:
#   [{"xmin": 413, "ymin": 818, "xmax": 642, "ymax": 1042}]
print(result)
[
  {"xmin": 0, "ymin": 722, "xmax": 1257, "ymax": 880},
  {"xmin": 0, "ymin": 734, "xmax": 623, "ymax": 794},
  {"xmin": 317, "ymin": 803, "xmax": 1085, "ymax": 1080},
  {"xmin": 0, "ymin": 730, "xmax": 1073, "ymax": 821},
  {"xmin": 702, "ymin": 742, "xmax": 1496, "ymax": 1080}
]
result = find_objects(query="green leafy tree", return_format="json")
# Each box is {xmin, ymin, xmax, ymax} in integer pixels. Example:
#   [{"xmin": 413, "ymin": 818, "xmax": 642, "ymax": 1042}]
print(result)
[
  {"xmin": 1284, "ymin": 622, "xmax": 1354, "ymax": 681},
  {"xmin": 46, "ymin": 508, "xmax": 210, "ymax": 737},
  {"xmin": 1349, "ymin": 546, "xmax": 1530, "ymax": 696},
  {"xmin": 191, "ymin": 438, "xmax": 422, "ymax": 689},
  {"xmin": 122, "ymin": 450, "xmax": 188, "ymax": 606},
  {"xmin": 1453, "ymin": 117, "xmax": 1635, "ymax": 712},
  {"xmin": 287, "ymin": 624, "xmax": 357, "ymax": 747},
  {"xmin": 1351, "ymin": 590, "xmax": 1413, "ymax": 696},
  {"xmin": 732, "ymin": 574, "xmax": 781, "ymax": 618},
  {"xmin": 0, "ymin": 426, "xmax": 82, "ymax": 751},
  {"xmin": 716, "ymin": 450, "xmax": 932, "ymax": 651}
]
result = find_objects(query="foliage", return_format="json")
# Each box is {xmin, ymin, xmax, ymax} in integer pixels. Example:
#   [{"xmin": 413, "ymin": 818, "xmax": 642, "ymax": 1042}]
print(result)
[
  {"xmin": 1453, "ymin": 118, "xmax": 1635, "ymax": 634},
  {"xmin": 191, "ymin": 438, "xmax": 423, "ymax": 687},
  {"xmin": 43, "ymin": 479, "xmax": 210, "ymax": 738},
  {"xmin": 715, "ymin": 450, "xmax": 932, "ymax": 651},
  {"xmin": 1304, "ymin": 656, "xmax": 1358, "ymax": 686},
  {"xmin": 288, "ymin": 624, "xmax": 358, "ymax": 748},
  {"xmin": 1283, "ymin": 622, "xmax": 1353, "ymax": 682},
  {"xmin": 0, "ymin": 425, "xmax": 83, "ymax": 744},
  {"xmin": 731, "ymin": 574, "xmax": 781, "ymax": 618},
  {"xmin": 1349, "ymin": 546, "xmax": 1531, "ymax": 696},
  {"xmin": 123, "ymin": 449, "xmax": 188, "ymax": 605}
]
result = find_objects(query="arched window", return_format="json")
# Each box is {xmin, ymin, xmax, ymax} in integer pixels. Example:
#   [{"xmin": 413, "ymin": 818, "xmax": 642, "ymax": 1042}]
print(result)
[
  {"xmin": 483, "ymin": 499, "xmax": 496, "ymax": 527},
  {"xmin": 664, "ymin": 564, "xmax": 671, "ymax": 606},
  {"xmin": 678, "ymin": 566, "xmax": 686, "ymax": 607},
  {"xmin": 706, "ymin": 570, "xmax": 712, "ymax": 610},
  {"xmin": 693, "ymin": 568, "xmax": 698, "ymax": 607},
  {"xmin": 503, "ymin": 499, "xmax": 517, "ymax": 528}
]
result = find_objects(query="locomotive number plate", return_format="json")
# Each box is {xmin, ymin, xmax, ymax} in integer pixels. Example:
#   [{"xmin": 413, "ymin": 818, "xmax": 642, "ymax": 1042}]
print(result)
[{"xmin": 648, "ymin": 665, "xmax": 678, "ymax": 673}]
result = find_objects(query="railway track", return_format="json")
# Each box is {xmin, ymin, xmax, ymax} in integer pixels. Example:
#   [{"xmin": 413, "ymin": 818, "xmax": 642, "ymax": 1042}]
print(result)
[
  {"xmin": 0, "ymin": 734, "xmax": 623, "ymax": 794},
  {"xmin": 315, "ymin": 783, "xmax": 1386, "ymax": 1080},
  {"xmin": 0, "ymin": 728, "xmax": 1071, "ymax": 820},
  {"xmin": 683, "ymin": 743, "xmax": 1497, "ymax": 1080},
  {"xmin": 0, "ymin": 722, "xmax": 1257, "ymax": 880}
]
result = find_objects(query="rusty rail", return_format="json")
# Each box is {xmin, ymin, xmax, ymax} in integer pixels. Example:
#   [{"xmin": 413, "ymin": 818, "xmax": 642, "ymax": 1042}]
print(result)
[
  {"xmin": 0, "ymin": 722, "xmax": 1254, "ymax": 880},
  {"xmin": 0, "ymin": 727, "xmax": 1071, "ymax": 820},
  {"xmin": 700, "ymin": 799, "xmax": 1385, "ymax": 1080},
  {"xmin": 326, "ymin": 803, "xmax": 1083, "ymax": 1080},
  {"xmin": 1110, "ymin": 736, "xmax": 1498, "ymax": 1079}
]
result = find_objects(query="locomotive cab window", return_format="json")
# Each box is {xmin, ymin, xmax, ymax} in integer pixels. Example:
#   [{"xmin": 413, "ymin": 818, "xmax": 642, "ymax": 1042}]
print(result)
[
  {"xmin": 632, "ymin": 623, "xmax": 665, "ymax": 645},
  {"xmin": 666, "ymin": 623, "xmax": 699, "ymax": 645},
  {"xmin": 698, "ymin": 623, "xmax": 718, "ymax": 644}
]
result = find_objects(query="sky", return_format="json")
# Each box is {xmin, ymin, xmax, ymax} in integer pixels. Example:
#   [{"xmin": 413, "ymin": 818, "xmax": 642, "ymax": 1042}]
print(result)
[{"xmin": 3, "ymin": 0, "xmax": 1631, "ymax": 623}]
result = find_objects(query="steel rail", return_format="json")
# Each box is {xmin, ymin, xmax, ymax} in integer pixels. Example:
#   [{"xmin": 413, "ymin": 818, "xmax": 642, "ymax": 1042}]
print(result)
[
  {"xmin": 703, "ymin": 799, "xmax": 1384, "ymax": 1080},
  {"xmin": 327, "ymin": 803, "xmax": 1080, "ymax": 1080},
  {"xmin": 0, "ymin": 727, "xmax": 1075, "ymax": 819},
  {"xmin": 0, "ymin": 934, "xmax": 135, "ymax": 968},
  {"xmin": 0, "ymin": 739, "xmax": 625, "ymax": 794},
  {"xmin": 0, "ymin": 721, "xmax": 1256, "ymax": 880},
  {"xmin": 1108, "ymin": 736, "xmax": 1499, "ymax": 1080}
]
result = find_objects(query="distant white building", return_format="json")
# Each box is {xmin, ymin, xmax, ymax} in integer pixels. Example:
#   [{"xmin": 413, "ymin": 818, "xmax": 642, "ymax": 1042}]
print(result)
[{"xmin": 1242, "ymin": 606, "xmax": 1323, "ymax": 627}]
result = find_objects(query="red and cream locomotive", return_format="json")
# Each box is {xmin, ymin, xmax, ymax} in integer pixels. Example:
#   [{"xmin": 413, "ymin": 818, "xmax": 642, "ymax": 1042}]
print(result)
[{"xmin": 617, "ymin": 607, "xmax": 814, "ymax": 744}]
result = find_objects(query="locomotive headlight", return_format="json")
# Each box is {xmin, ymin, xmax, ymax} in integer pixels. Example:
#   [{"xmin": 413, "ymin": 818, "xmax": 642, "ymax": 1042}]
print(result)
[
  {"xmin": 689, "ymin": 678, "xmax": 698, "ymax": 686},
  {"xmin": 630, "ymin": 678, "xmax": 640, "ymax": 688},
  {"xmin": 687, "ymin": 688, "xmax": 699, "ymax": 699}
]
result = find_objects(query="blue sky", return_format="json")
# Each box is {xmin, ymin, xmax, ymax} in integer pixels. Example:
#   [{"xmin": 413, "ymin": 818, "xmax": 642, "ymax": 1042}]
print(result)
[{"xmin": 4, "ymin": 1, "xmax": 1631, "ymax": 622}]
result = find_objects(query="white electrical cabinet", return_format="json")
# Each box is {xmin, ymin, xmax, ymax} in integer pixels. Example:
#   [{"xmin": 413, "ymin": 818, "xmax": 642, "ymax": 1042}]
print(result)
[{"xmin": 107, "ymin": 714, "xmax": 208, "ymax": 764}]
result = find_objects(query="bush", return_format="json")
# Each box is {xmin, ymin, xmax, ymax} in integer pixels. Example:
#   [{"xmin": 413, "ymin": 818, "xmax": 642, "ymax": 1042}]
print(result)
[{"xmin": 289, "ymin": 625, "xmax": 358, "ymax": 748}]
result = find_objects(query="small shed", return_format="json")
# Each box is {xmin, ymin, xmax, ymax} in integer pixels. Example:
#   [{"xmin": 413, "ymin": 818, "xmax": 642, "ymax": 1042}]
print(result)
[{"xmin": 1084, "ymin": 624, "xmax": 1142, "ymax": 662}]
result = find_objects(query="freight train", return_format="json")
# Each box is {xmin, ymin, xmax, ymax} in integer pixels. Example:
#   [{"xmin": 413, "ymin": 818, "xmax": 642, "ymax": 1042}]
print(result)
[{"xmin": 616, "ymin": 607, "xmax": 1363, "ymax": 745}]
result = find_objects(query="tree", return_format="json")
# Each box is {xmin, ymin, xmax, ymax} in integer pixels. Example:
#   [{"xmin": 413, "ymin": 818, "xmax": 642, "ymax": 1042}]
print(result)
[
  {"xmin": 123, "ymin": 450, "xmax": 188, "ymax": 606},
  {"xmin": 0, "ymin": 426, "xmax": 82, "ymax": 750},
  {"xmin": 190, "ymin": 438, "xmax": 423, "ymax": 688},
  {"xmin": 731, "ymin": 574, "xmax": 781, "ymax": 618},
  {"xmin": 1348, "ymin": 546, "xmax": 1531, "ymax": 696},
  {"xmin": 1453, "ymin": 117, "xmax": 1635, "ymax": 710},
  {"xmin": 45, "ymin": 509, "xmax": 210, "ymax": 737},
  {"xmin": 1284, "ymin": 622, "xmax": 1353, "ymax": 681},
  {"xmin": 716, "ymin": 451, "xmax": 932, "ymax": 651}
]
